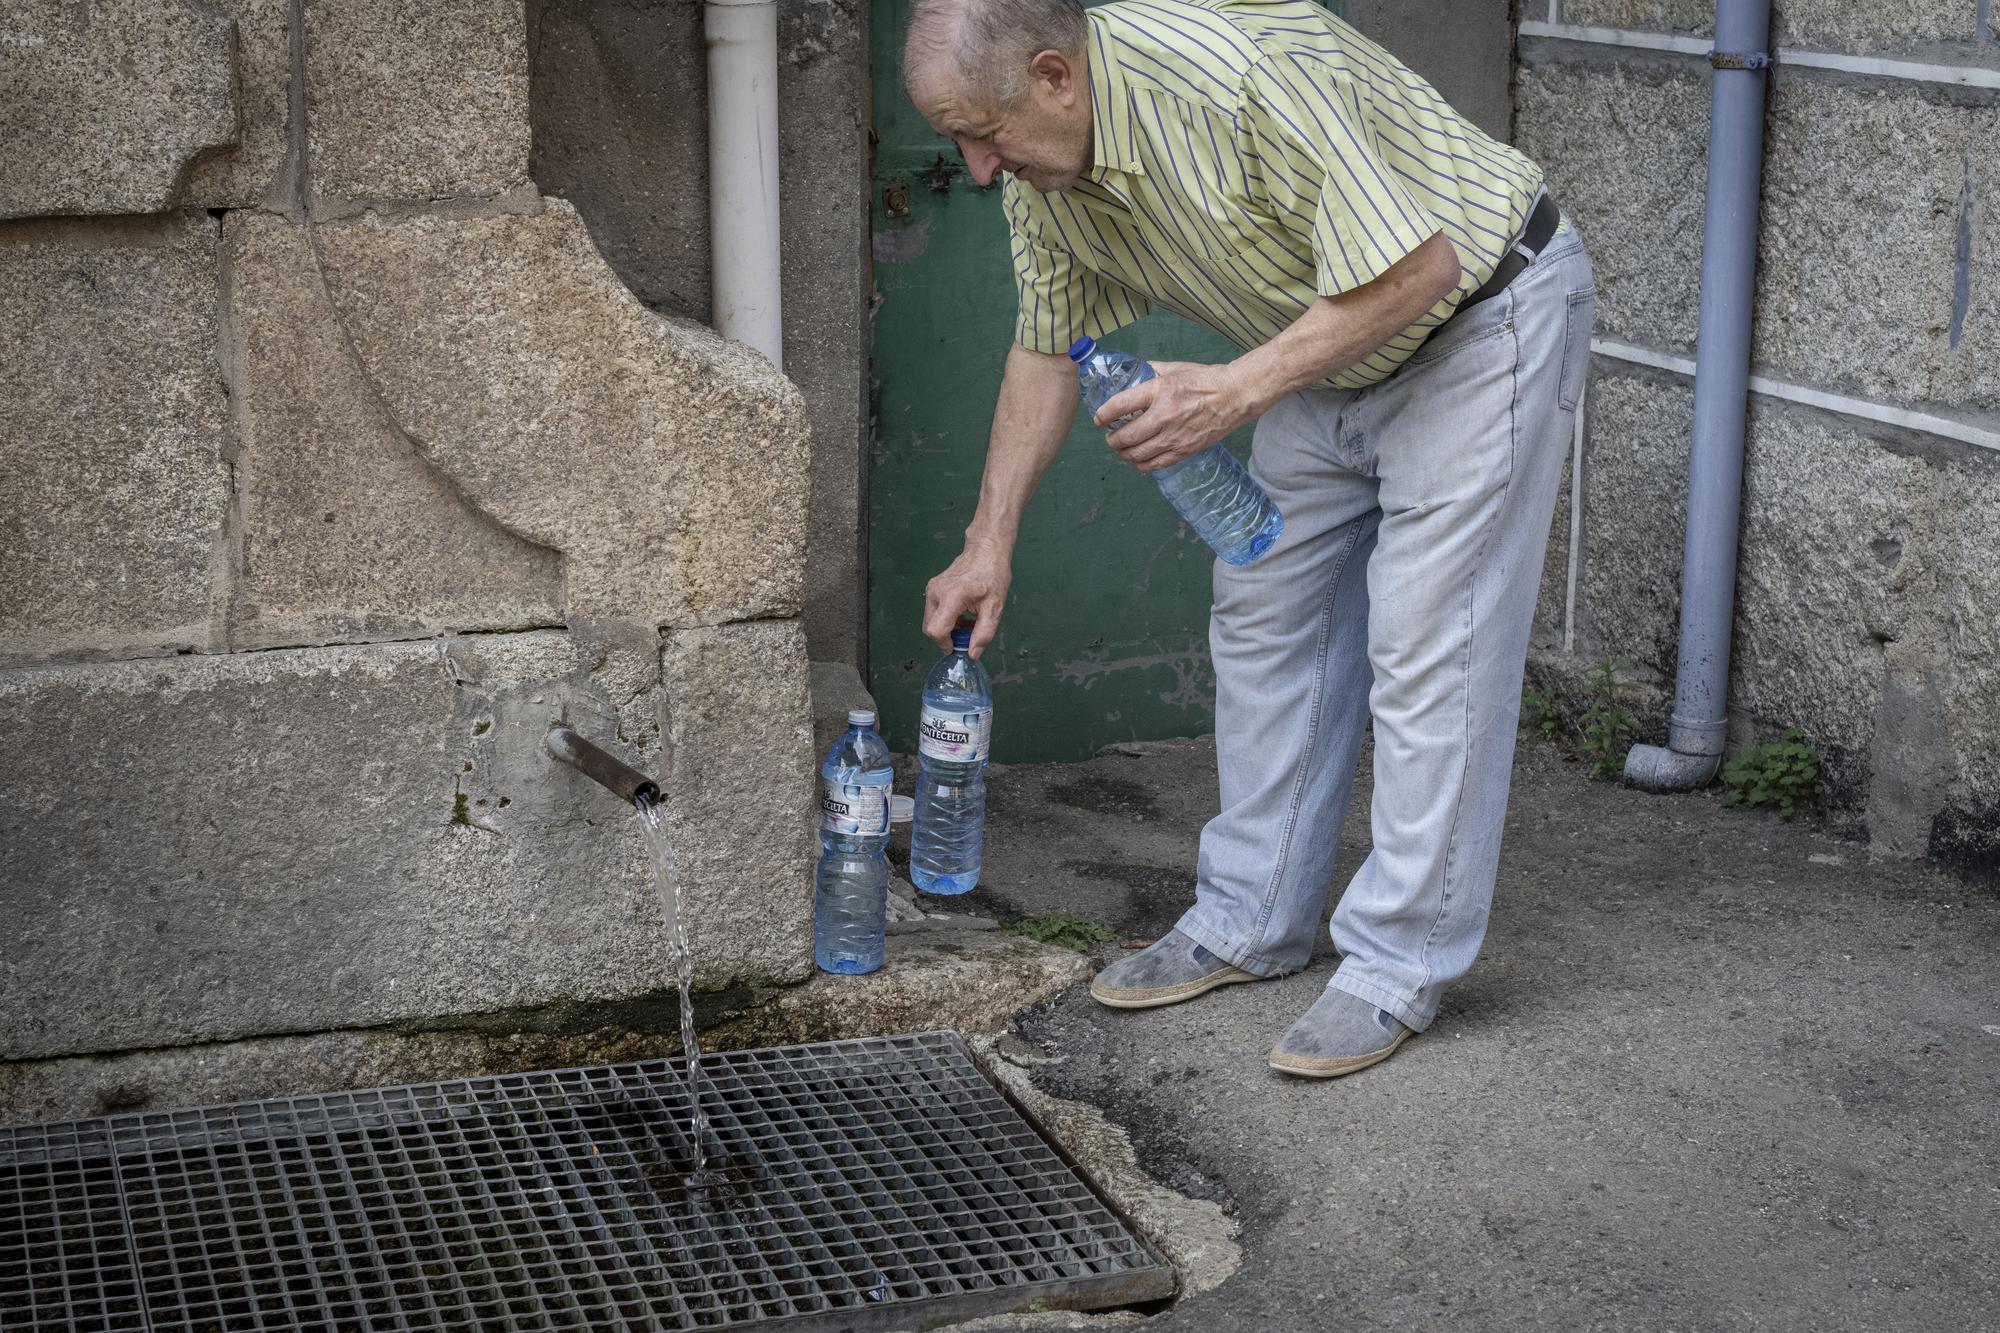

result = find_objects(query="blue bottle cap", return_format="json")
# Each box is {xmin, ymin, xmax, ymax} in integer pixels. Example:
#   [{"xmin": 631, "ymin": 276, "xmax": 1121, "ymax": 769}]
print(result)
[
  {"xmin": 950, "ymin": 626, "xmax": 973, "ymax": 650},
  {"xmin": 1066, "ymin": 336, "xmax": 1095, "ymax": 363}
]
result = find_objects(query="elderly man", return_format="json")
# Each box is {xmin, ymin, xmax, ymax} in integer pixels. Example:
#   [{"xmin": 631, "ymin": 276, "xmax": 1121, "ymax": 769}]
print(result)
[{"xmin": 910, "ymin": 0, "xmax": 1594, "ymax": 1078}]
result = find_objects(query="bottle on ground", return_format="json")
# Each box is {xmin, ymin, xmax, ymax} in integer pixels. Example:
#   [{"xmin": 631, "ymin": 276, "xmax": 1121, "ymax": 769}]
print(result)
[
  {"xmin": 815, "ymin": 707, "xmax": 894, "ymax": 974},
  {"xmin": 911, "ymin": 623, "xmax": 993, "ymax": 895}
]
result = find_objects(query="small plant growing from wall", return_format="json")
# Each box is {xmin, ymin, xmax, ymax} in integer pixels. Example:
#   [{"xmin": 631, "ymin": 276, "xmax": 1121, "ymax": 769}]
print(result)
[
  {"xmin": 1577, "ymin": 661, "xmax": 1638, "ymax": 781},
  {"xmin": 1722, "ymin": 728, "xmax": 1821, "ymax": 817}
]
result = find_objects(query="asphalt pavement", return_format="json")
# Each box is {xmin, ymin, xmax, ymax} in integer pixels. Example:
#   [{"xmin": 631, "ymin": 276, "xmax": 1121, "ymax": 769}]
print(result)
[{"xmin": 939, "ymin": 733, "xmax": 1999, "ymax": 1332}]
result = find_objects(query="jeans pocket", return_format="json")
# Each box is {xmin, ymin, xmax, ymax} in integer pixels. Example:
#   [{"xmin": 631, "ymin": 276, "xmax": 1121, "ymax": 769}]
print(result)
[
  {"xmin": 1557, "ymin": 287, "xmax": 1596, "ymax": 413},
  {"xmin": 1407, "ymin": 301, "xmax": 1513, "ymax": 371}
]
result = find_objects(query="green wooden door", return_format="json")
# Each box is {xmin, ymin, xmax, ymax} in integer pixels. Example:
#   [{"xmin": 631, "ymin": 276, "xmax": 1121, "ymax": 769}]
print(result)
[{"xmin": 868, "ymin": 0, "xmax": 1323, "ymax": 763}]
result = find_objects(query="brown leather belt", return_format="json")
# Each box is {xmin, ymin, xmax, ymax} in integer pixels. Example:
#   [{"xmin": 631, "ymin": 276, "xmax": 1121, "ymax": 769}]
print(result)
[{"xmin": 1454, "ymin": 192, "xmax": 1561, "ymax": 317}]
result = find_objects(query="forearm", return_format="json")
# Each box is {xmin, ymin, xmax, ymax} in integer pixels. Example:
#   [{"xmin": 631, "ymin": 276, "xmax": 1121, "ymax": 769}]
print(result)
[
  {"xmin": 966, "ymin": 344, "xmax": 1080, "ymax": 552},
  {"xmin": 1230, "ymin": 231, "xmax": 1461, "ymax": 418}
]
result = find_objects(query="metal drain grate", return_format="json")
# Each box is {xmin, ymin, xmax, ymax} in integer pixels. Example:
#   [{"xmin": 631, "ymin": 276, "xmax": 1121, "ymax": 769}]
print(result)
[{"xmin": 0, "ymin": 1030, "xmax": 1171, "ymax": 1331}]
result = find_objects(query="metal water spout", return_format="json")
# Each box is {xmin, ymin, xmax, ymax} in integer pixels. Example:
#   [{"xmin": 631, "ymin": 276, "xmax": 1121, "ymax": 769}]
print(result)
[{"xmin": 545, "ymin": 725, "xmax": 662, "ymax": 806}]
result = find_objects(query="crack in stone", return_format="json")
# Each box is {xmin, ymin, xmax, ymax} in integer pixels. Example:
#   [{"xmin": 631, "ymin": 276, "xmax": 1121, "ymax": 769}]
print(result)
[
  {"xmin": 0, "ymin": 625, "xmax": 573, "ymax": 676},
  {"xmin": 1949, "ymin": 152, "xmax": 1974, "ymax": 352},
  {"xmin": 309, "ymin": 186, "xmax": 544, "ymax": 223},
  {"xmin": 212, "ymin": 202, "xmax": 248, "ymax": 654},
  {"xmin": 279, "ymin": 0, "xmax": 308, "ymax": 217}
]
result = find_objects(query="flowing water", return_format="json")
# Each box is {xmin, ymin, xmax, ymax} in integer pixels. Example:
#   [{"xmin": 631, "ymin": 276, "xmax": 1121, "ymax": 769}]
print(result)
[{"xmin": 634, "ymin": 792, "xmax": 720, "ymax": 1189}]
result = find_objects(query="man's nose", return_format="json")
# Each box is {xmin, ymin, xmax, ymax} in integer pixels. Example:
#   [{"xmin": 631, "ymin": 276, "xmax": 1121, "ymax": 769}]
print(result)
[{"xmin": 959, "ymin": 141, "xmax": 1001, "ymax": 187}]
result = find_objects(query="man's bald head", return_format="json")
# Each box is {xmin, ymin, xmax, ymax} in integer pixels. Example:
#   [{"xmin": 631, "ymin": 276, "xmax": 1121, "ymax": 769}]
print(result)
[{"xmin": 904, "ymin": 0, "xmax": 1088, "ymax": 111}]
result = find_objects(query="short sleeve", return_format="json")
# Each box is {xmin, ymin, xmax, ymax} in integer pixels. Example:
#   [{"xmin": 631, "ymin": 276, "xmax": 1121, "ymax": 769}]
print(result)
[
  {"xmin": 1004, "ymin": 180, "xmax": 1152, "ymax": 352},
  {"xmin": 1242, "ymin": 54, "xmax": 1441, "ymax": 296}
]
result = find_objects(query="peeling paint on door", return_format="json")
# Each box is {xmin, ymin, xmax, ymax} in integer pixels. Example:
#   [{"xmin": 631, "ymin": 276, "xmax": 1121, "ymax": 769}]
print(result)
[{"xmin": 871, "ymin": 215, "xmax": 929, "ymax": 264}]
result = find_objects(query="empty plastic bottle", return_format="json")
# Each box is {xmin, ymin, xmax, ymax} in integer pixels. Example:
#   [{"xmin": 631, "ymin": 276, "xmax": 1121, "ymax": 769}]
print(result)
[
  {"xmin": 1069, "ymin": 335, "xmax": 1283, "ymax": 565},
  {"xmin": 911, "ymin": 624, "xmax": 992, "ymax": 895},
  {"xmin": 815, "ymin": 708, "xmax": 894, "ymax": 974}
]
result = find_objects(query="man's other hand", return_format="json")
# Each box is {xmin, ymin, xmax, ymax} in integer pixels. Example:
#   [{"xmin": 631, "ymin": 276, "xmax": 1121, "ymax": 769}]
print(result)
[
  {"xmin": 923, "ymin": 537, "xmax": 1012, "ymax": 658},
  {"xmin": 1095, "ymin": 360, "xmax": 1252, "ymax": 474}
]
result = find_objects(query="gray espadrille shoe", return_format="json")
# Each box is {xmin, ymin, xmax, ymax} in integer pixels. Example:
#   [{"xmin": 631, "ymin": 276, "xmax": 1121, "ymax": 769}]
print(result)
[
  {"xmin": 1268, "ymin": 984, "xmax": 1414, "ymax": 1078},
  {"xmin": 1089, "ymin": 929, "xmax": 1264, "ymax": 1010}
]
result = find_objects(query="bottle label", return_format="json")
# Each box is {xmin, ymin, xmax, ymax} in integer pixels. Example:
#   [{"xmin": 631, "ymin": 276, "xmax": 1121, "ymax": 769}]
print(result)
[
  {"xmin": 821, "ymin": 778, "xmax": 890, "ymax": 836},
  {"xmin": 919, "ymin": 705, "xmax": 992, "ymax": 762}
]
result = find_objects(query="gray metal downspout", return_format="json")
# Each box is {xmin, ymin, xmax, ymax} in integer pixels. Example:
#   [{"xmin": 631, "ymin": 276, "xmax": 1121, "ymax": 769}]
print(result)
[{"xmin": 1625, "ymin": 0, "xmax": 1774, "ymax": 791}]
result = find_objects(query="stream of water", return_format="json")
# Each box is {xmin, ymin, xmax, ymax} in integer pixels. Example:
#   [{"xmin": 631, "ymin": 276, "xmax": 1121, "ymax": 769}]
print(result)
[{"xmin": 633, "ymin": 792, "xmax": 719, "ymax": 1189}]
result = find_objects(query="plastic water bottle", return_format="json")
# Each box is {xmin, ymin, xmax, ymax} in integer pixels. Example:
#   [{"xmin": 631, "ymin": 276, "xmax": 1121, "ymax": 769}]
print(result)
[
  {"xmin": 1069, "ymin": 335, "xmax": 1283, "ymax": 565},
  {"xmin": 815, "ymin": 708, "xmax": 893, "ymax": 974},
  {"xmin": 911, "ymin": 624, "xmax": 992, "ymax": 895}
]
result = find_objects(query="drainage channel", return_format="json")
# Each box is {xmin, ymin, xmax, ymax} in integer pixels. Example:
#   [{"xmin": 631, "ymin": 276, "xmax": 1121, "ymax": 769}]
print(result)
[{"xmin": 0, "ymin": 1030, "xmax": 1173, "ymax": 1330}]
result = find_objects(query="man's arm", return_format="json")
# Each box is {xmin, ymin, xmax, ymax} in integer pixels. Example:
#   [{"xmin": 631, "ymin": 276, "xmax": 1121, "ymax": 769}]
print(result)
[
  {"xmin": 922, "ymin": 343, "xmax": 1081, "ymax": 657},
  {"xmin": 1095, "ymin": 232, "xmax": 1462, "ymax": 472}
]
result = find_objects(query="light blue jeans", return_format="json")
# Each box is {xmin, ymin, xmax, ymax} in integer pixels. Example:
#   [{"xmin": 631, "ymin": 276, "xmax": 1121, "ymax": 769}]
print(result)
[{"xmin": 1177, "ymin": 225, "xmax": 1596, "ymax": 1031}]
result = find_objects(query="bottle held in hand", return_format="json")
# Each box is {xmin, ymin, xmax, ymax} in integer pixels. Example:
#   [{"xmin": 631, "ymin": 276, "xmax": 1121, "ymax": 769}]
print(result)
[{"xmin": 1070, "ymin": 335, "xmax": 1283, "ymax": 566}]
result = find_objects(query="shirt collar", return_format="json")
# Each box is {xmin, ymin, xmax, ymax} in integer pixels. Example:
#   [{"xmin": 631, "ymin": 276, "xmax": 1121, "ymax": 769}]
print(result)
[{"xmin": 1086, "ymin": 14, "xmax": 1144, "ymax": 179}]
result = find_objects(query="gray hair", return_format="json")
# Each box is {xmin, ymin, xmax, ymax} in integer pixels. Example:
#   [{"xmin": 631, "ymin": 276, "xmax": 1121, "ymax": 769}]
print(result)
[{"xmin": 904, "ymin": 0, "xmax": 1089, "ymax": 110}]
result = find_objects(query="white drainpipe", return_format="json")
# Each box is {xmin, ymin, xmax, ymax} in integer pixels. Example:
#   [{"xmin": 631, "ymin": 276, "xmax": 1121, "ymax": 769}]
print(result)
[{"xmin": 705, "ymin": 0, "xmax": 785, "ymax": 370}]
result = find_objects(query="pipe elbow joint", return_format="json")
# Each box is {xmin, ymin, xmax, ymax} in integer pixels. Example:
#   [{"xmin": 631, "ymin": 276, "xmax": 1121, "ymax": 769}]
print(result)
[{"xmin": 1623, "ymin": 742, "xmax": 1721, "ymax": 792}]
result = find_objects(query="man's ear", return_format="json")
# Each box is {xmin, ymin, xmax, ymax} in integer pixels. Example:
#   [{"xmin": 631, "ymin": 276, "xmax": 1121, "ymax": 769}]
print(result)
[{"xmin": 1028, "ymin": 48, "xmax": 1077, "ymax": 101}]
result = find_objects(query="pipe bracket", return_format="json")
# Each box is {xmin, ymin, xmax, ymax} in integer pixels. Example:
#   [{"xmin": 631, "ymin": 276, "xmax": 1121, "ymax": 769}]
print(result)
[{"xmin": 1710, "ymin": 49, "xmax": 1772, "ymax": 70}]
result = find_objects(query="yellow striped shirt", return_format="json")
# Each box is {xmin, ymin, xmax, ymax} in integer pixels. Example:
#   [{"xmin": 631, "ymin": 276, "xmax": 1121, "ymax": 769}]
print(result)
[{"xmin": 1005, "ymin": 0, "xmax": 1547, "ymax": 388}]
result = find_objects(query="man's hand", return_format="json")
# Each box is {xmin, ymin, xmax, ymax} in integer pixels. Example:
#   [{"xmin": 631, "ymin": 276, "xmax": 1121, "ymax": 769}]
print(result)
[
  {"xmin": 1095, "ymin": 360, "xmax": 1253, "ymax": 474},
  {"xmin": 920, "ymin": 345, "xmax": 1073, "ymax": 663},
  {"xmin": 923, "ymin": 536, "xmax": 1012, "ymax": 658}
]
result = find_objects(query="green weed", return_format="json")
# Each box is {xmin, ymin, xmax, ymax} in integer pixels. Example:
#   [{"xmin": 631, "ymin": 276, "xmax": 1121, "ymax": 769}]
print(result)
[
  {"xmin": 1522, "ymin": 685, "xmax": 1567, "ymax": 746},
  {"xmin": 1001, "ymin": 913, "xmax": 1115, "ymax": 952},
  {"xmin": 1722, "ymin": 728, "xmax": 1821, "ymax": 817},
  {"xmin": 1577, "ymin": 661, "xmax": 1637, "ymax": 781}
]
